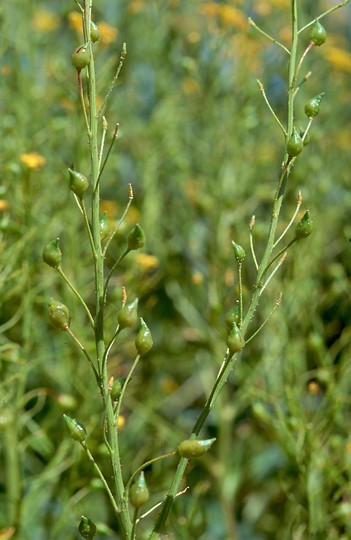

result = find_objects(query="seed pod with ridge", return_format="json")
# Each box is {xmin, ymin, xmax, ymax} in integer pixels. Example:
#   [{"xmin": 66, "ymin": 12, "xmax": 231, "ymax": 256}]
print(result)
[
  {"xmin": 135, "ymin": 318, "xmax": 153, "ymax": 356},
  {"xmin": 117, "ymin": 298, "xmax": 138, "ymax": 329},
  {"xmin": 99, "ymin": 212, "xmax": 110, "ymax": 240},
  {"xmin": 68, "ymin": 168, "xmax": 89, "ymax": 198},
  {"xmin": 305, "ymin": 93, "xmax": 325, "ymax": 119},
  {"xmin": 287, "ymin": 128, "xmax": 303, "ymax": 157},
  {"xmin": 111, "ymin": 379, "xmax": 122, "ymax": 401},
  {"xmin": 295, "ymin": 210, "xmax": 313, "ymax": 240},
  {"xmin": 63, "ymin": 414, "xmax": 87, "ymax": 443},
  {"xmin": 177, "ymin": 438, "xmax": 216, "ymax": 458},
  {"xmin": 72, "ymin": 45, "xmax": 90, "ymax": 71},
  {"xmin": 48, "ymin": 298, "xmax": 71, "ymax": 330},
  {"xmin": 129, "ymin": 472, "xmax": 150, "ymax": 508},
  {"xmin": 232, "ymin": 241, "xmax": 245, "ymax": 264},
  {"xmin": 225, "ymin": 304, "xmax": 240, "ymax": 331},
  {"xmin": 127, "ymin": 224, "xmax": 146, "ymax": 251},
  {"xmin": 43, "ymin": 238, "xmax": 62, "ymax": 268},
  {"xmin": 309, "ymin": 21, "xmax": 327, "ymax": 46},
  {"xmin": 78, "ymin": 515, "xmax": 97, "ymax": 539},
  {"xmin": 227, "ymin": 322, "xmax": 245, "ymax": 354}
]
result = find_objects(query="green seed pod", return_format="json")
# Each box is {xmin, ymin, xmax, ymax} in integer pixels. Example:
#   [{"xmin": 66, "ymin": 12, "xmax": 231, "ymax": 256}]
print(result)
[
  {"xmin": 227, "ymin": 322, "xmax": 245, "ymax": 354},
  {"xmin": 305, "ymin": 93, "xmax": 325, "ymax": 119},
  {"xmin": 90, "ymin": 21, "xmax": 100, "ymax": 43},
  {"xmin": 48, "ymin": 298, "xmax": 71, "ymax": 330},
  {"xmin": 129, "ymin": 472, "xmax": 150, "ymax": 508},
  {"xmin": 111, "ymin": 379, "xmax": 122, "ymax": 401},
  {"xmin": 68, "ymin": 168, "xmax": 89, "ymax": 198},
  {"xmin": 135, "ymin": 318, "xmax": 153, "ymax": 356},
  {"xmin": 287, "ymin": 128, "xmax": 303, "ymax": 157},
  {"xmin": 295, "ymin": 210, "xmax": 313, "ymax": 240},
  {"xmin": 42, "ymin": 238, "xmax": 62, "ymax": 268},
  {"xmin": 177, "ymin": 438, "xmax": 216, "ymax": 458},
  {"xmin": 78, "ymin": 515, "xmax": 97, "ymax": 539},
  {"xmin": 127, "ymin": 224, "xmax": 146, "ymax": 251},
  {"xmin": 225, "ymin": 304, "xmax": 240, "ymax": 331},
  {"xmin": 117, "ymin": 298, "xmax": 138, "ymax": 329},
  {"xmin": 99, "ymin": 212, "xmax": 110, "ymax": 240},
  {"xmin": 72, "ymin": 45, "xmax": 90, "ymax": 70},
  {"xmin": 63, "ymin": 414, "xmax": 87, "ymax": 443},
  {"xmin": 309, "ymin": 20, "xmax": 327, "ymax": 47},
  {"xmin": 232, "ymin": 241, "xmax": 245, "ymax": 264}
]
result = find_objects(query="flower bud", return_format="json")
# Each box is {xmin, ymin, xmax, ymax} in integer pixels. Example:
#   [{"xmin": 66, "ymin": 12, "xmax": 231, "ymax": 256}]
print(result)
[
  {"xmin": 304, "ymin": 93, "xmax": 325, "ymax": 119},
  {"xmin": 63, "ymin": 414, "xmax": 87, "ymax": 443},
  {"xmin": 129, "ymin": 472, "xmax": 150, "ymax": 508},
  {"xmin": 309, "ymin": 21, "xmax": 327, "ymax": 46},
  {"xmin": 42, "ymin": 238, "xmax": 62, "ymax": 268},
  {"xmin": 227, "ymin": 322, "xmax": 245, "ymax": 354},
  {"xmin": 295, "ymin": 210, "xmax": 313, "ymax": 240},
  {"xmin": 90, "ymin": 21, "xmax": 100, "ymax": 43},
  {"xmin": 287, "ymin": 128, "xmax": 303, "ymax": 157},
  {"xmin": 68, "ymin": 168, "xmax": 89, "ymax": 198},
  {"xmin": 78, "ymin": 515, "xmax": 97, "ymax": 539},
  {"xmin": 177, "ymin": 438, "xmax": 216, "ymax": 458},
  {"xmin": 48, "ymin": 298, "xmax": 71, "ymax": 330},
  {"xmin": 135, "ymin": 318, "xmax": 153, "ymax": 356},
  {"xmin": 127, "ymin": 224, "xmax": 145, "ymax": 251},
  {"xmin": 232, "ymin": 241, "xmax": 245, "ymax": 264},
  {"xmin": 72, "ymin": 45, "xmax": 90, "ymax": 71},
  {"xmin": 117, "ymin": 298, "xmax": 138, "ymax": 329},
  {"xmin": 225, "ymin": 304, "xmax": 240, "ymax": 331}
]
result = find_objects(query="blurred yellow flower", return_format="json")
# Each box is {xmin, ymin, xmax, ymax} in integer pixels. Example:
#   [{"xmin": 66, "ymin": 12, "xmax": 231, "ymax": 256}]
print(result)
[
  {"xmin": 324, "ymin": 46, "xmax": 351, "ymax": 74},
  {"xmin": 0, "ymin": 200, "xmax": 9, "ymax": 212},
  {"xmin": 67, "ymin": 11, "xmax": 82, "ymax": 35},
  {"xmin": 1, "ymin": 65, "xmax": 11, "ymax": 76},
  {"xmin": 117, "ymin": 415, "xmax": 125, "ymax": 429},
  {"xmin": 201, "ymin": 3, "xmax": 247, "ymax": 30},
  {"xmin": 128, "ymin": 0, "xmax": 146, "ymax": 13},
  {"xmin": 33, "ymin": 10, "xmax": 59, "ymax": 33},
  {"xmin": 181, "ymin": 77, "xmax": 200, "ymax": 96},
  {"xmin": 20, "ymin": 152, "xmax": 46, "ymax": 169},
  {"xmin": 191, "ymin": 271, "xmax": 203, "ymax": 285},
  {"xmin": 135, "ymin": 253, "xmax": 159, "ymax": 271},
  {"xmin": 99, "ymin": 22, "xmax": 118, "ymax": 46}
]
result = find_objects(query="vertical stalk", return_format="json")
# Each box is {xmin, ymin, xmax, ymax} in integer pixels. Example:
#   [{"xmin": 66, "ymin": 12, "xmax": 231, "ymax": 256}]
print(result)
[
  {"xmin": 149, "ymin": 1, "xmax": 300, "ymax": 536},
  {"xmin": 83, "ymin": 1, "xmax": 131, "ymax": 536}
]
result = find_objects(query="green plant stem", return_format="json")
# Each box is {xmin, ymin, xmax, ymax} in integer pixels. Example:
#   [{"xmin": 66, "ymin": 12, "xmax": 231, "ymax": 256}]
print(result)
[
  {"xmin": 257, "ymin": 79, "xmax": 287, "ymax": 135},
  {"xmin": 248, "ymin": 17, "xmax": 290, "ymax": 54},
  {"xmin": 238, "ymin": 263, "xmax": 243, "ymax": 326},
  {"xmin": 95, "ymin": 123, "xmax": 119, "ymax": 192},
  {"xmin": 131, "ymin": 508, "xmax": 139, "ymax": 540},
  {"xmin": 149, "ymin": 2, "xmax": 301, "ymax": 535},
  {"xmin": 103, "ymin": 184, "xmax": 133, "ymax": 257},
  {"xmin": 84, "ymin": 1, "xmax": 131, "ymax": 536},
  {"xmin": 81, "ymin": 442, "xmax": 120, "ymax": 515},
  {"xmin": 97, "ymin": 44, "xmax": 127, "ymax": 118},
  {"xmin": 126, "ymin": 452, "xmax": 177, "ymax": 494},
  {"xmin": 298, "ymin": 0, "xmax": 351, "ymax": 34},
  {"xmin": 57, "ymin": 267, "xmax": 95, "ymax": 327}
]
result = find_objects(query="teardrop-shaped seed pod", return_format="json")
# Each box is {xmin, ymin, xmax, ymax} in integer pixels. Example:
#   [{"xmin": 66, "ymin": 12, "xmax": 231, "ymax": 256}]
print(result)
[
  {"xmin": 227, "ymin": 322, "xmax": 245, "ymax": 354},
  {"xmin": 117, "ymin": 298, "xmax": 138, "ymax": 329},
  {"xmin": 177, "ymin": 438, "xmax": 216, "ymax": 458},
  {"xmin": 232, "ymin": 241, "xmax": 246, "ymax": 264},
  {"xmin": 68, "ymin": 168, "xmax": 89, "ymax": 198},
  {"xmin": 135, "ymin": 318, "xmax": 153, "ymax": 356},
  {"xmin": 90, "ymin": 21, "xmax": 100, "ymax": 43},
  {"xmin": 299, "ymin": 129, "xmax": 311, "ymax": 146},
  {"xmin": 78, "ymin": 515, "xmax": 97, "ymax": 539},
  {"xmin": 111, "ymin": 379, "xmax": 122, "ymax": 401},
  {"xmin": 304, "ymin": 93, "xmax": 325, "ymax": 118},
  {"xmin": 99, "ymin": 212, "xmax": 110, "ymax": 240},
  {"xmin": 287, "ymin": 128, "xmax": 303, "ymax": 157},
  {"xmin": 127, "ymin": 224, "xmax": 146, "ymax": 251},
  {"xmin": 225, "ymin": 304, "xmax": 240, "ymax": 331},
  {"xmin": 48, "ymin": 298, "xmax": 71, "ymax": 330},
  {"xmin": 72, "ymin": 45, "xmax": 90, "ymax": 70},
  {"xmin": 309, "ymin": 21, "xmax": 327, "ymax": 46},
  {"xmin": 129, "ymin": 472, "xmax": 150, "ymax": 508},
  {"xmin": 42, "ymin": 238, "xmax": 62, "ymax": 268},
  {"xmin": 63, "ymin": 414, "xmax": 87, "ymax": 442},
  {"xmin": 295, "ymin": 210, "xmax": 313, "ymax": 240}
]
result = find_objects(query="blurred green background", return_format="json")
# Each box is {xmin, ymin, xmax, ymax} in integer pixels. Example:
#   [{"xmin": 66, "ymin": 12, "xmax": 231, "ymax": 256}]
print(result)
[{"xmin": 1, "ymin": 0, "xmax": 351, "ymax": 539}]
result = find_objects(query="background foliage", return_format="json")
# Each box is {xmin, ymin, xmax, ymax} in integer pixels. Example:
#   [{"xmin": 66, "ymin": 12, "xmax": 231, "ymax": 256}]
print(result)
[{"xmin": 0, "ymin": 1, "xmax": 351, "ymax": 539}]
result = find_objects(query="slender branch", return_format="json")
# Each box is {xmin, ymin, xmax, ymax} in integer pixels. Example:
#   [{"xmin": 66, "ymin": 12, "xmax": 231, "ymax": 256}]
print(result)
[
  {"xmin": 274, "ymin": 190, "xmax": 302, "ymax": 247},
  {"xmin": 248, "ymin": 18, "xmax": 290, "ymax": 54},
  {"xmin": 245, "ymin": 292, "xmax": 283, "ymax": 345},
  {"xmin": 298, "ymin": 0, "xmax": 351, "ymax": 35},
  {"xmin": 259, "ymin": 252, "xmax": 287, "ymax": 297},
  {"xmin": 97, "ymin": 44, "xmax": 127, "ymax": 118},
  {"xmin": 249, "ymin": 215, "xmax": 258, "ymax": 270},
  {"xmin": 103, "ymin": 183, "xmax": 134, "ymax": 257},
  {"xmin": 57, "ymin": 267, "xmax": 95, "ymax": 328},
  {"xmin": 99, "ymin": 116, "xmax": 108, "ymax": 172},
  {"xmin": 94, "ymin": 123, "xmax": 119, "ymax": 194},
  {"xmin": 257, "ymin": 79, "xmax": 287, "ymax": 135}
]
